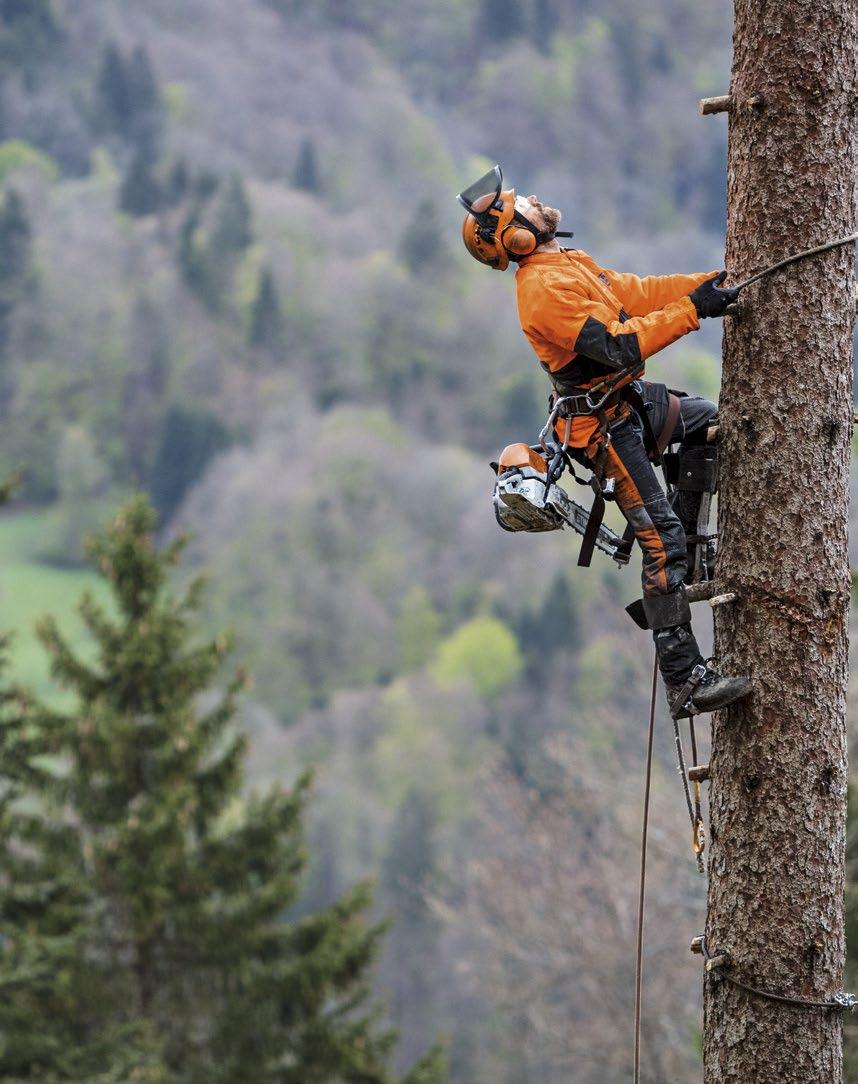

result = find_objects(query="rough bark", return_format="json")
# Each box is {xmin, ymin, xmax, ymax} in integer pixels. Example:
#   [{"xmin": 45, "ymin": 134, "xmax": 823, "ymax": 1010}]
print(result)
[{"xmin": 704, "ymin": 2, "xmax": 856, "ymax": 1081}]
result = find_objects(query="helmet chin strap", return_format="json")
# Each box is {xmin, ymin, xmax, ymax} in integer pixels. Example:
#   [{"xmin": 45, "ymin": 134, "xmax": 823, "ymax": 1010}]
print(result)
[
  {"xmin": 512, "ymin": 209, "xmax": 573, "ymax": 247},
  {"xmin": 539, "ymin": 229, "xmax": 575, "ymax": 244}
]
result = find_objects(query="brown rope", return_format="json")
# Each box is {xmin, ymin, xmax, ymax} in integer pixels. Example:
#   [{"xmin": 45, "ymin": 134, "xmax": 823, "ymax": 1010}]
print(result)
[{"xmin": 634, "ymin": 652, "xmax": 659, "ymax": 1084}]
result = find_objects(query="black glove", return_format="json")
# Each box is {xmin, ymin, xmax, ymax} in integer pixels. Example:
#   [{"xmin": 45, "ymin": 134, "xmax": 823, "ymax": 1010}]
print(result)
[{"xmin": 689, "ymin": 271, "xmax": 740, "ymax": 319}]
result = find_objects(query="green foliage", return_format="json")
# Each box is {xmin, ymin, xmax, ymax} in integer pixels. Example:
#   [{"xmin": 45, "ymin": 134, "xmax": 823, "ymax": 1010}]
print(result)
[
  {"xmin": 149, "ymin": 405, "xmax": 231, "ymax": 523},
  {"xmin": 210, "ymin": 174, "xmax": 253, "ymax": 259},
  {"xmin": 295, "ymin": 135, "xmax": 322, "ymax": 194},
  {"xmin": 119, "ymin": 148, "xmax": 162, "ymax": 216},
  {"xmin": 248, "ymin": 265, "xmax": 282, "ymax": 349},
  {"xmin": 433, "ymin": 615, "xmax": 522, "ymax": 697},
  {"xmin": 95, "ymin": 42, "xmax": 163, "ymax": 157},
  {"xmin": 0, "ymin": 0, "xmax": 59, "ymax": 68},
  {"xmin": 396, "ymin": 586, "xmax": 442, "ymax": 673},
  {"xmin": 0, "ymin": 509, "xmax": 108, "ymax": 704},
  {"xmin": 399, "ymin": 197, "xmax": 447, "ymax": 275},
  {"xmin": 178, "ymin": 200, "xmax": 218, "ymax": 307},
  {"xmin": 0, "ymin": 139, "xmax": 59, "ymax": 185},
  {"xmin": 514, "ymin": 569, "xmax": 581, "ymax": 682},
  {"xmin": 0, "ymin": 187, "xmax": 33, "ymax": 361},
  {"xmin": 0, "ymin": 497, "xmax": 445, "ymax": 1082},
  {"xmin": 40, "ymin": 425, "xmax": 118, "ymax": 567},
  {"xmin": 383, "ymin": 788, "xmax": 438, "ymax": 921}
]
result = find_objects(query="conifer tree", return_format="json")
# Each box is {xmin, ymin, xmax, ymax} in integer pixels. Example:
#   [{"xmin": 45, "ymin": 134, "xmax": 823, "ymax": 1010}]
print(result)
[
  {"xmin": 0, "ymin": 0, "xmax": 59, "ymax": 68},
  {"xmin": 0, "ymin": 498, "xmax": 446, "ymax": 1083},
  {"xmin": 149, "ymin": 404, "xmax": 230, "ymax": 522},
  {"xmin": 0, "ymin": 187, "xmax": 32, "ymax": 361},
  {"xmin": 119, "ymin": 149, "xmax": 162, "ymax": 216},
  {"xmin": 249, "ymin": 266, "xmax": 282, "ymax": 349},
  {"xmin": 96, "ymin": 41, "xmax": 163, "ymax": 158},
  {"xmin": 126, "ymin": 44, "xmax": 163, "ymax": 157},
  {"xmin": 210, "ymin": 174, "xmax": 253, "ymax": 258},
  {"xmin": 381, "ymin": 788, "xmax": 440, "ymax": 1059},
  {"xmin": 294, "ymin": 136, "xmax": 321, "ymax": 194},
  {"xmin": 178, "ymin": 199, "xmax": 219, "ymax": 310},
  {"xmin": 95, "ymin": 43, "xmax": 134, "ymax": 134}
]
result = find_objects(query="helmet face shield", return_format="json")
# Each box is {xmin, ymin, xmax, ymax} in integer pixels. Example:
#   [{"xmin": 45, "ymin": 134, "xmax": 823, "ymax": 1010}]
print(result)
[{"xmin": 457, "ymin": 165, "xmax": 503, "ymax": 221}]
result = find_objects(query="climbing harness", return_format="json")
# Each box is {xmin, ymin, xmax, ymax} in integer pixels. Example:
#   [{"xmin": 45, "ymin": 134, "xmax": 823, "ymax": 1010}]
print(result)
[
  {"xmin": 728, "ymin": 232, "xmax": 858, "ymax": 293},
  {"xmin": 491, "ymin": 361, "xmax": 681, "ymax": 569},
  {"xmin": 693, "ymin": 935, "xmax": 857, "ymax": 1012}
]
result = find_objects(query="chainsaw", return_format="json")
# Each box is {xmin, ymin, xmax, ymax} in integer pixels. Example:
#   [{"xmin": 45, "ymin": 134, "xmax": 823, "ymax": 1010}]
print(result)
[{"xmin": 492, "ymin": 443, "xmax": 630, "ymax": 564}]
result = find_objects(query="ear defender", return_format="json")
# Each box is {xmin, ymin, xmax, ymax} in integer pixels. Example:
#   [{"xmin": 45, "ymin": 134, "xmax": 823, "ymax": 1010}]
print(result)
[{"xmin": 500, "ymin": 223, "xmax": 539, "ymax": 257}]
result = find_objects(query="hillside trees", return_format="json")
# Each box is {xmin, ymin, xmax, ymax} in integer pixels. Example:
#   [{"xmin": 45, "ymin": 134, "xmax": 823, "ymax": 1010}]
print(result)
[
  {"xmin": 0, "ymin": 186, "xmax": 31, "ymax": 369},
  {"xmin": 0, "ymin": 497, "xmax": 445, "ymax": 1083},
  {"xmin": 704, "ymin": 0, "xmax": 856, "ymax": 1079}
]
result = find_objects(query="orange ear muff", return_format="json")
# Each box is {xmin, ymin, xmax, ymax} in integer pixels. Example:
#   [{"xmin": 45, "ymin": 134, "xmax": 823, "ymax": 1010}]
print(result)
[{"xmin": 500, "ymin": 223, "xmax": 538, "ymax": 257}]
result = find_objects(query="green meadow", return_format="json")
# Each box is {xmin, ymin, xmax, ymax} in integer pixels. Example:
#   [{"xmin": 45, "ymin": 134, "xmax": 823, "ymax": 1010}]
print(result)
[{"xmin": 0, "ymin": 508, "xmax": 107, "ymax": 702}]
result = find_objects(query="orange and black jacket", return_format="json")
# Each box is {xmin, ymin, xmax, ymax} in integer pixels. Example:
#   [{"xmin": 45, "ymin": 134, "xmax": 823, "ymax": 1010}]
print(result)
[{"xmin": 516, "ymin": 249, "xmax": 712, "ymax": 392}]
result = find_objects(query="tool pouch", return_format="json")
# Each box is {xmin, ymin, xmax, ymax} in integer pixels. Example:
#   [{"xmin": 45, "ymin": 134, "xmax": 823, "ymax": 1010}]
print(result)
[
  {"xmin": 626, "ymin": 584, "xmax": 692, "ymax": 630},
  {"xmin": 662, "ymin": 446, "xmax": 719, "ymax": 493}
]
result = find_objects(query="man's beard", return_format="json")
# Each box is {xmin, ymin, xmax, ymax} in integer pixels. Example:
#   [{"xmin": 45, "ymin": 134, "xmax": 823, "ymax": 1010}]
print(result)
[{"xmin": 541, "ymin": 205, "xmax": 562, "ymax": 232}]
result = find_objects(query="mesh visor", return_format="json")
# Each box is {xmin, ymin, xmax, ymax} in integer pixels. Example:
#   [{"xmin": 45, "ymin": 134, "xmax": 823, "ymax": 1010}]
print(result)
[{"xmin": 457, "ymin": 165, "xmax": 503, "ymax": 221}]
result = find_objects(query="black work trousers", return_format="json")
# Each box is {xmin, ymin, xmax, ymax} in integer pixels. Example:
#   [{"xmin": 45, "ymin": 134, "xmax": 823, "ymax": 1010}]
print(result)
[{"xmin": 604, "ymin": 381, "xmax": 717, "ymax": 685}]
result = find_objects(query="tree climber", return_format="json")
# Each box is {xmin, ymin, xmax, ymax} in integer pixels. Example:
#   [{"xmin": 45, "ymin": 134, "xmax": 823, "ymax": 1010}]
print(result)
[{"xmin": 458, "ymin": 165, "xmax": 752, "ymax": 717}]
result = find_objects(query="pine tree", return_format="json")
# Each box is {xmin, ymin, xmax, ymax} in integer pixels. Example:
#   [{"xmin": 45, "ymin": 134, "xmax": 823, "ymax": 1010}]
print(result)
[
  {"xmin": 95, "ymin": 42, "xmax": 134, "ymax": 134},
  {"xmin": 531, "ymin": 0, "xmax": 559, "ymax": 47},
  {"xmin": 178, "ymin": 200, "xmax": 219, "ymax": 310},
  {"xmin": 0, "ymin": 497, "xmax": 446, "ymax": 1083},
  {"xmin": 149, "ymin": 404, "xmax": 231, "ymax": 522},
  {"xmin": 704, "ymin": 0, "xmax": 855, "ymax": 1079},
  {"xmin": 119, "ymin": 149, "xmax": 162, "ymax": 216},
  {"xmin": 0, "ymin": 187, "xmax": 32, "ymax": 361},
  {"xmin": 0, "ymin": 0, "xmax": 59, "ymax": 68},
  {"xmin": 381, "ymin": 789, "xmax": 441, "ymax": 1066},
  {"xmin": 126, "ymin": 44, "xmax": 163, "ymax": 157},
  {"xmin": 294, "ymin": 136, "xmax": 321, "ymax": 194},
  {"xmin": 248, "ymin": 266, "xmax": 282, "ymax": 349},
  {"xmin": 210, "ymin": 174, "xmax": 253, "ymax": 258},
  {"xmin": 96, "ymin": 41, "xmax": 163, "ymax": 158}
]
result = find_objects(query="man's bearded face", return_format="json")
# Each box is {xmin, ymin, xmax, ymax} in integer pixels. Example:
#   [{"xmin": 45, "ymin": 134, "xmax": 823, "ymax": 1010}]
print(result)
[{"xmin": 515, "ymin": 193, "xmax": 562, "ymax": 234}]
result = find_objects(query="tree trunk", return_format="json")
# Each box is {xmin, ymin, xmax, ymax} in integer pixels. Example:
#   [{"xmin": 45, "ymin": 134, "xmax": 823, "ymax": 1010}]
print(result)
[{"xmin": 704, "ymin": 2, "xmax": 856, "ymax": 1081}]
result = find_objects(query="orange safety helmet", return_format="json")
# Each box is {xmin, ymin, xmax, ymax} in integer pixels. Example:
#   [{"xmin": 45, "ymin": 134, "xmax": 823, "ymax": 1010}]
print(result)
[{"xmin": 457, "ymin": 165, "xmax": 571, "ymax": 270}]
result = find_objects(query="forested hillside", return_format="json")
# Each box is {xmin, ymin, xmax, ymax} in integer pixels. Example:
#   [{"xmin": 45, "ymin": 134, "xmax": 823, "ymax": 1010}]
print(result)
[{"xmin": 3, "ymin": 2, "xmax": 854, "ymax": 1081}]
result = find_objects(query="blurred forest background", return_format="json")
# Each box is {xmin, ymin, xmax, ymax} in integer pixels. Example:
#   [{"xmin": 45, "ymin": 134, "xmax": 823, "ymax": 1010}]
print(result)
[{"xmin": 0, "ymin": 1, "xmax": 856, "ymax": 1081}]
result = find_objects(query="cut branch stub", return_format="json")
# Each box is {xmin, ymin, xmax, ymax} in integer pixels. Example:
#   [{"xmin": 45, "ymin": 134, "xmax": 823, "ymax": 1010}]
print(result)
[
  {"xmin": 699, "ymin": 93, "xmax": 765, "ymax": 116},
  {"xmin": 699, "ymin": 94, "xmax": 733, "ymax": 115}
]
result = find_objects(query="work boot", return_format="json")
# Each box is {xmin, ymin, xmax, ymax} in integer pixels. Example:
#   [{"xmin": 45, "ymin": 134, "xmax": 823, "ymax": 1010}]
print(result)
[{"xmin": 666, "ymin": 663, "xmax": 752, "ymax": 719}]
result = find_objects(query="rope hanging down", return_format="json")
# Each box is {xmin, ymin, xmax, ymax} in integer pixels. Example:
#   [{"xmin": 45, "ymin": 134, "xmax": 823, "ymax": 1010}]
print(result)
[
  {"xmin": 697, "ymin": 936, "xmax": 858, "ymax": 1011},
  {"xmin": 633, "ymin": 653, "xmax": 659, "ymax": 1084}
]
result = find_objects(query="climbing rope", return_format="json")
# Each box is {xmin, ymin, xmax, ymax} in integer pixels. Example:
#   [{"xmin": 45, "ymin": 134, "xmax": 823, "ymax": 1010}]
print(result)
[
  {"xmin": 633, "ymin": 652, "xmax": 659, "ymax": 1084},
  {"xmin": 698, "ymin": 936, "xmax": 857, "ymax": 1011},
  {"xmin": 730, "ymin": 232, "xmax": 858, "ymax": 292},
  {"xmin": 671, "ymin": 710, "xmax": 705, "ymax": 875}
]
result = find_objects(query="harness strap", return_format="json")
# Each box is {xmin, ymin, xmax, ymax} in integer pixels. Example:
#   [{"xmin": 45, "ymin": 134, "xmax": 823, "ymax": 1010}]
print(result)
[
  {"xmin": 659, "ymin": 393, "xmax": 682, "ymax": 455},
  {"xmin": 577, "ymin": 410, "xmax": 611, "ymax": 567}
]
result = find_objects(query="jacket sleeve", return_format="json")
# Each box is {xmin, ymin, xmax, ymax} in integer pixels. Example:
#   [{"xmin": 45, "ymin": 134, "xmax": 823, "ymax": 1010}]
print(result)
[
  {"xmin": 533, "ymin": 278, "xmax": 701, "ymax": 371},
  {"xmin": 602, "ymin": 268, "xmax": 716, "ymax": 317}
]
